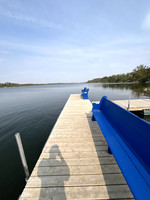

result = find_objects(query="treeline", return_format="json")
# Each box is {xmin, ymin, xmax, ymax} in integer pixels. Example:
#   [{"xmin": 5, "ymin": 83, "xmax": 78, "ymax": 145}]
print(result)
[
  {"xmin": 88, "ymin": 65, "xmax": 150, "ymax": 83},
  {"xmin": 101, "ymin": 83, "xmax": 150, "ymax": 97},
  {"xmin": 0, "ymin": 82, "xmax": 34, "ymax": 87},
  {"xmin": 0, "ymin": 82, "xmax": 55, "ymax": 88}
]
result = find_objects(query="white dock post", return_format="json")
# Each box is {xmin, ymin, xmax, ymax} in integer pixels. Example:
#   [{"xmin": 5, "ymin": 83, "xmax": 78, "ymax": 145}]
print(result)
[
  {"xmin": 15, "ymin": 133, "xmax": 30, "ymax": 181},
  {"xmin": 127, "ymin": 95, "xmax": 131, "ymax": 110}
]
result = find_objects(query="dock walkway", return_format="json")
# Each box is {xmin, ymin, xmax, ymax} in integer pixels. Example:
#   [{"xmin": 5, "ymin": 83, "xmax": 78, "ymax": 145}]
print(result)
[
  {"xmin": 20, "ymin": 94, "xmax": 133, "ymax": 200},
  {"xmin": 113, "ymin": 99, "xmax": 150, "ymax": 111}
]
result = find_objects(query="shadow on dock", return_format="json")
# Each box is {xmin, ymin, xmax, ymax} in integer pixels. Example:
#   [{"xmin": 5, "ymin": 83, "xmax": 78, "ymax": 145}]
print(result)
[
  {"xmin": 37, "ymin": 144, "xmax": 70, "ymax": 200},
  {"xmin": 86, "ymin": 113, "xmax": 134, "ymax": 199}
]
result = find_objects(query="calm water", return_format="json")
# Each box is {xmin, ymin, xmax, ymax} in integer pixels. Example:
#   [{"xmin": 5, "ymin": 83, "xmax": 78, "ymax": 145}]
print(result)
[{"xmin": 0, "ymin": 83, "xmax": 149, "ymax": 200}]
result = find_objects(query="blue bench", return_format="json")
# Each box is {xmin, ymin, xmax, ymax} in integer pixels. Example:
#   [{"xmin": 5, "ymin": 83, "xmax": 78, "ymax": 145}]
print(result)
[
  {"xmin": 92, "ymin": 96, "xmax": 150, "ymax": 200},
  {"xmin": 81, "ymin": 87, "xmax": 89, "ymax": 99}
]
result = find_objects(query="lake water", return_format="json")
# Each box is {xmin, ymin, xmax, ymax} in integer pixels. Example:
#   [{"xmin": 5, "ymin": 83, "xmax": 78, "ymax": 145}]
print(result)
[{"xmin": 0, "ymin": 83, "xmax": 150, "ymax": 200}]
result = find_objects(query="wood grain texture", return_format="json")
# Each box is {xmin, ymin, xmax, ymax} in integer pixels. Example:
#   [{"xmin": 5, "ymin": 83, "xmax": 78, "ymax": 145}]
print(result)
[{"xmin": 20, "ymin": 94, "xmax": 134, "ymax": 200}]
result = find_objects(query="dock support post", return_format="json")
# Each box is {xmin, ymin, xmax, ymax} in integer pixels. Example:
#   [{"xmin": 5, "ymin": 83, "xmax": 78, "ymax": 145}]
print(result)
[
  {"xmin": 127, "ymin": 95, "xmax": 131, "ymax": 110},
  {"xmin": 15, "ymin": 133, "xmax": 30, "ymax": 181}
]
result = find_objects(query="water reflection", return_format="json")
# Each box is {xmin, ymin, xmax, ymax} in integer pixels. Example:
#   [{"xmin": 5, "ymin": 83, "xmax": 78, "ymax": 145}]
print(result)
[
  {"xmin": 1, "ymin": 83, "xmax": 150, "ymax": 200},
  {"xmin": 101, "ymin": 83, "xmax": 150, "ymax": 97}
]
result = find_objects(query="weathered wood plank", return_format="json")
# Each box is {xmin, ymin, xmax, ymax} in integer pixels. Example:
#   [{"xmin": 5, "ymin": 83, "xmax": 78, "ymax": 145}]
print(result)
[
  {"xmin": 113, "ymin": 99, "xmax": 150, "ymax": 111},
  {"xmin": 46, "ymin": 137, "xmax": 105, "ymax": 143},
  {"xmin": 26, "ymin": 174, "xmax": 127, "ymax": 187},
  {"xmin": 39, "ymin": 151, "xmax": 111, "ymax": 159},
  {"xmin": 20, "ymin": 94, "xmax": 134, "ymax": 200},
  {"xmin": 43, "ymin": 145, "xmax": 108, "ymax": 153},
  {"xmin": 20, "ymin": 185, "xmax": 134, "ymax": 200},
  {"xmin": 44, "ymin": 141, "xmax": 107, "ymax": 148},
  {"xmin": 31, "ymin": 164, "xmax": 121, "ymax": 176},
  {"xmin": 21, "ymin": 185, "xmax": 134, "ymax": 200},
  {"xmin": 36, "ymin": 157, "xmax": 116, "ymax": 167}
]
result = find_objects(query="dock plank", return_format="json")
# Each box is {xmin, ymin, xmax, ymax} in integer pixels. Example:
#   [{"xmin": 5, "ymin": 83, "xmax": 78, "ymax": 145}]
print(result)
[
  {"xmin": 20, "ymin": 94, "xmax": 134, "ymax": 200},
  {"xmin": 35, "ymin": 157, "xmax": 117, "ymax": 167},
  {"xmin": 20, "ymin": 185, "xmax": 133, "ymax": 200},
  {"xmin": 31, "ymin": 164, "xmax": 121, "ymax": 176},
  {"xmin": 42, "ymin": 145, "xmax": 108, "ymax": 152},
  {"xmin": 26, "ymin": 174, "xmax": 126, "ymax": 187},
  {"xmin": 39, "ymin": 151, "xmax": 112, "ymax": 159},
  {"xmin": 113, "ymin": 99, "xmax": 150, "ymax": 111}
]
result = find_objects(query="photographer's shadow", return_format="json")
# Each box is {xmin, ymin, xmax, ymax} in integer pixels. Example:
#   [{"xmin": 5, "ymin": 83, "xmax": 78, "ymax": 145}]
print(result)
[{"xmin": 38, "ymin": 144, "xmax": 70, "ymax": 200}]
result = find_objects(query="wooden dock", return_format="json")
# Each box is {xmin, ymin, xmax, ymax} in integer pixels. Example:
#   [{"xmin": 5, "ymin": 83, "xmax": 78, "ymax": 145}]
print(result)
[
  {"xmin": 20, "ymin": 94, "xmax": 134, "ymax": 200},
  {"xmin": 113, "ymin": 99, "xmax": 150, "ymax": 111}
]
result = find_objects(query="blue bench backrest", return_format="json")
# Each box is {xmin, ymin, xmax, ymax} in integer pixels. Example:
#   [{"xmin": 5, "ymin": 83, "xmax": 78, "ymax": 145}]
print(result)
[
  {"xmin": 81, "ymin": 88, "xmax": 89, "ymax": 99},
  {"xmin": 99, "ymin": 97, "xmax": 150, "ymax": 176},
  {"xmin": 83, "ymin": 87, "xmax": 89, "ymax": 92}
]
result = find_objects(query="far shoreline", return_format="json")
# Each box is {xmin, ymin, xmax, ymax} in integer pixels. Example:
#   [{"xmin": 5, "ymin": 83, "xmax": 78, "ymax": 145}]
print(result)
[{"xmin": 0, "ymin": 82, "xmax": 85, "ymax": 88}]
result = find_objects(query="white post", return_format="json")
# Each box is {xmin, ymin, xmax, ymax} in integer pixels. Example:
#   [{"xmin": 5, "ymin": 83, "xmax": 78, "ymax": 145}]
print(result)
[
  {"xmin": 127, "ymin": 95, "xmax": 131, "ymax": 110},
  {"xmin": 15, "ymin": 133, "xmax": 29, "ymax": 181}
]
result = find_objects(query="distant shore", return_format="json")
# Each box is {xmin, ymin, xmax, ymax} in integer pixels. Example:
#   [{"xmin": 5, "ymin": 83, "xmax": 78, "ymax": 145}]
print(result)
[
  {"xmin": 0, "ymin": 82, "xmax": 83, "ymax": 88},
  {"xmin": 0, "ymin": 82, "xmax": 62, "ymax": 88}
]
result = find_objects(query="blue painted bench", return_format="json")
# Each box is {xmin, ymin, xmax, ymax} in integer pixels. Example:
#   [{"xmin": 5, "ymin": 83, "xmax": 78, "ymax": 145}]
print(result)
[
  {"xmin": 92, "ymin": 96, "xmax": 150, "ymax": 200},
  {"xmin": 81, "ymin": 87, "xmax": 89, "ymax": 99}
]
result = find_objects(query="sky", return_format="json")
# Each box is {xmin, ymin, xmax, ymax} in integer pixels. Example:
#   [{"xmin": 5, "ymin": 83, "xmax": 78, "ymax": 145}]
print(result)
[{"xmin": 0, "ymin": 0, "xmax": 150, "ymax": 83}]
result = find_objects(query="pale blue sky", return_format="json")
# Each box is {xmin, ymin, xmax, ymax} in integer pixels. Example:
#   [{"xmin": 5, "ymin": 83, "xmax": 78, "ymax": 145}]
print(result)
[{"xmin": 0, "ymin": 0, "xmax": 150, "ymax": 83}]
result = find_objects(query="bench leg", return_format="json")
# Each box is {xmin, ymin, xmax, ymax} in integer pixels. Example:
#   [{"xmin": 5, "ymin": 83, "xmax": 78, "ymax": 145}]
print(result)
[
  {"xmin": 108, "ymin": 147, "xmax": 112, "ymax": 154},
  {"xmin": 92, "ymin": 115, "xmax": 96, "ymax": 121}
]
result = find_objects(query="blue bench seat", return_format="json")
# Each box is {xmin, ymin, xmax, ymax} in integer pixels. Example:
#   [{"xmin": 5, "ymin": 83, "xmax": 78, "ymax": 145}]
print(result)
[
  {"xmin": 81, "ymin": 87, "xmax": 89, "ymax": 99},
  {"xmin": 92, "ymin": 96, "xmax": 150, "ymax": 200}
]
